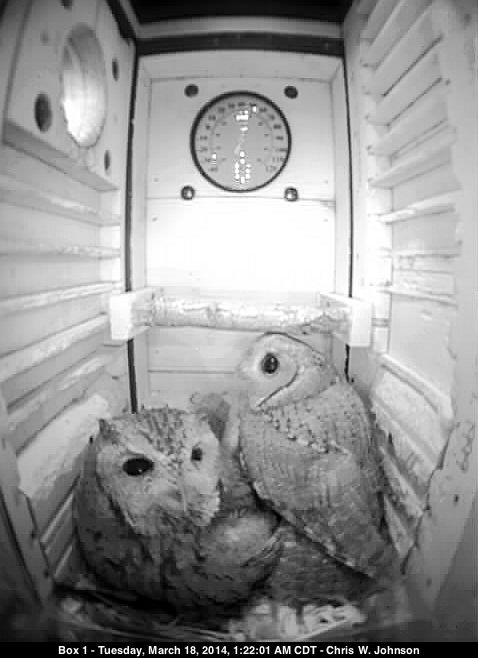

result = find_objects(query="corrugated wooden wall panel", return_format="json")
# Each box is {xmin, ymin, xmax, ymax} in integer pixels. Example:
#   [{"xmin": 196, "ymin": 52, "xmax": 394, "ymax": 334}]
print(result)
[
  {"xmin": 0, "ymin": 0, "xmax": 134, "ymax": 598},
  {"xmin": 345, "ymin": 0, "xmax": 478, "ymax": 609}
]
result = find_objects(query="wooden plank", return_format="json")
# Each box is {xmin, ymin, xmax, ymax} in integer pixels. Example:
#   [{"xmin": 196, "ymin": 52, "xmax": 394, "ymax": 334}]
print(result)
[
  {"xmin": 405, "ymin": 0, "xmax": 478, "ymax": 605},
  {"xmin": 378, "ymin": 191, "xmax": 457, "ymax": 223},
  {"xmin": 0, "ymin": 174, "xmax": 121, "ymax": 226},
  {"xmin": 109, "ymin": 288, "xmax": 155, "ymax": 341},
  {"xmin": 0, "ymin": 315, "xmax": 108, "ymax": 384},
  {"xmin": 362, "ymin": 0, "xmax": 398, "ymax": 41},
  {"xmin": 320, "ymin": 293, "xmax": 372, "ymax": 347},
  {"xmin": 147, "ymin": 78, "xmax": 335, "ymax": 200},
  {"xmin": 2, "ymin": 331, "xmax": 105, "ymax": 407},
  {"xmin": 364, "ymin": 0, "xmax": 432, "ymax": 67},
  {"xmin": 373, "ymin": 400, "xmax": 436, "ymax": 495},
  {"xmin": 392, "ymin": 162, "xmax": 459, "ymax": 211},
  {"xmin": 0, "ymin": 294, "xmax": 103, "ymax": 358},
  {"xmin": 148, "ymin": 327, "xmax": 259, "ymax": 373},
  {"xmin": 368, "ymin": 7, "xmax": 439, "ymax": 95},
  {"xmin": 143, "ymin": 50, "xmax": 340, "ymax": 81},
  {"xmin": 0, "ymin": 238, "xmax": 119, "ymax": 259},
  {"xmin": 388, "ymin": 296, "xmax": 456, "ymax": 396},
  {"xmin": 371, "ymin": 85, "xmax": 447, "ymax": 156},
  {"xmin": 17, "ymin": 375, "xmax": 126, "ymax": 533},
  {"xmin": 153, "ymin": 293, "xmax": 338, "ymax": 333},
  {"xmin": 392, "ymin": 211, "xmax": 458, "ymax": 252},
  {"xmin": 40, "ymin": 491, "xmax": 74, "ymax": 572},
  {"xmin": 0, "ymin": 256, "xmax": 103, "ymax": 298},
  {"xmin": 378, "ymin": 352, "xmax": 454, "ymax": 434},
  {"xmin": 0, "ymin": 392, "xmax": 52, "ymax": 600},
  {"xmin": 0, "ymin": 283, "xmax": 114, "ymax": 318},
  {"xmin": 371, "ymin": 127, "xmax": 454, "ymax": 188},
  {"xmin": 368, "ymin": 46, "xmax": 442, "ymax": 125},
  {"xmin": 7, "ymin": 347, "xmax": 123, "ymax": 453},
  {"xmin": 149, "ymin": 371, "xmax": 238, "ymax": 410}
]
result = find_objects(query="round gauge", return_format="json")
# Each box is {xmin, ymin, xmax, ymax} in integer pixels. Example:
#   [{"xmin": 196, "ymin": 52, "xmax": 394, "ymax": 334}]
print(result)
[{"xmin": 190, "ymin": 91, "xmax": 291, "ymax": 192}]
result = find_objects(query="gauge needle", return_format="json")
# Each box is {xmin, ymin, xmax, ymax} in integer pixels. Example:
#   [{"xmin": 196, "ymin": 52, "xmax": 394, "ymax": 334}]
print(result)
[{"xmin": 234, "ymin": 126, "xmax": 248, "ymax": 155}]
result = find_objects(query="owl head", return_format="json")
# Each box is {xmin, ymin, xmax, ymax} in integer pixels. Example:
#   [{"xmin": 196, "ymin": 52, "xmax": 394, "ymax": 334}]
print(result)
[
  {"xmin": 89, "ymin": 407, "xmax": 222, "ymax": 535},
  {"xmin": 237, "ymin": 331, "xmax": 339, "ymax": 409}
]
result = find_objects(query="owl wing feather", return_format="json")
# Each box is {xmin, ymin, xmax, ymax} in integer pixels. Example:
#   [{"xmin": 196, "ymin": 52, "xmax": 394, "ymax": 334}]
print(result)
[{"xmin": 239, "ymin": 383, "xmax": 393, "ymax": 577}]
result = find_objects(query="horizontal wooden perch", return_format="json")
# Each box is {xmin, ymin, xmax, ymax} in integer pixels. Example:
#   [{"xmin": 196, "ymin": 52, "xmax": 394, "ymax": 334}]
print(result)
[
  {"xmin": 153, "ymin": 293, "xmax": 345, "ymax": 333},
  {"xmin": 107, "ymin": 288, "xmax": 367, "ymax": 341}
]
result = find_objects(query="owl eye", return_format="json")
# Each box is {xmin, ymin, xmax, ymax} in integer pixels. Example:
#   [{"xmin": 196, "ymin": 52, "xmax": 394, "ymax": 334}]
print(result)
[
  {"xmin": 191, "ymin": 446, "xmax": 203, "ymax": 462},
  {"xmin": 122, "ymin": 457, "xmax": 154, "ymax": 477},
  {"xmin": 261, "ymin": 353, "xmax": 280, "ymax": 375}
]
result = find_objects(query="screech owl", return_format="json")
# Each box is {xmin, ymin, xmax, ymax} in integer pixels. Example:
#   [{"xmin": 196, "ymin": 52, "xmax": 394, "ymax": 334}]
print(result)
[
  {"xmin": 74, "ymin": 407, "xmax": 282, "ymax": 614},
  {"xmin": 233, "ymin": 331, "xmax": 396, "ymax": 579}
]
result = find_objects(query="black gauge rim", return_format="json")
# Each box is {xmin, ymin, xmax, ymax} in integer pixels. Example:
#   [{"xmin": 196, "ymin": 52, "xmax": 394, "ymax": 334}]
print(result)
[{"xmin": 190, "ymin": 90, "xmax": 292, "ymax": 193}]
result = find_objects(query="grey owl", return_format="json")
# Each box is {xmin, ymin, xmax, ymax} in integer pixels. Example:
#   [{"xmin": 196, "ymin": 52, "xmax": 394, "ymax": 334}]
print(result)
[
  {"xmin": 234, "ymin": 331, "xmax": 396, "ymax": 579},
  {"xmin": 74, "ymin": 407, "xmax": 281, "ymax": 614}
]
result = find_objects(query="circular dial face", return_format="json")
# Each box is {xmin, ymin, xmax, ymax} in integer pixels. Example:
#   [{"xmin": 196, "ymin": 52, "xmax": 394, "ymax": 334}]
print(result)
[{"xmin": 191, "ymin": 91, "xmax": 291, "ymax": 192}]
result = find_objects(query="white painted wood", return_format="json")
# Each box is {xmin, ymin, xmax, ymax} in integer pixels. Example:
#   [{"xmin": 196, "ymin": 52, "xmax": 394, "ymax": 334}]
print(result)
[
  {"xmin": 129, "ymin": 63, "xmax": 153, "ymax": 408},
  {"xmin": 0, "ymin": 174, "xmax": 121, "ymax": 226},
  {"xmin": 4, "ymin": 0, "xmax": 134, "ymax": 191},
  {"xmin": 0, "ymin": 393, "xmax": 52, "ymax": 600},
  {"xmin": 149, "ymin": 327, "xmax": 259, "ymax": 374},
  {"xmin": 0, "ymin": 256, "xmax": 103, "ymax": 299},
  {"xmin": 364, "ymin": 0, "xmax": 432, "ymax": 67},
  {"xmin": 368, "ymin": 7, "xmax": 440, "ymax": 95},
  {"xmin": 361, "ymin": 0, "xmax": 397, "ymax": 41},
  {"xmin": 146, "ymin": 198, "xmax": 335, "ymax": 296},
  {"xmin": 17, "ymin": 375, "xmax": 127, "ymax": 532},
  {"xmin": 2, "ymin": 332, "xmax": 105, "ymax": 408},
  {"xmin": 404, "ymin": 0, "xmax": 478, "ymax": 606},
  {"xmin": 373, "ymin": 399, "xmax": 436, "ymax": 495},
  {"xmin": 139, "ymin": 19, "xmax": 341, "ymax": 45},
  {"xmin": 0, "ymin": 295, "xmax": 104, "ymax": 358},
  {"xmin": 320, "ymin": 293, "xmax": 373, "ymax": 347},
  {"xmin": 7, "ymin": 347, "xmax": 123, "ymax": 453},
  {"xmin": 371, "ymin": 127, "xmax": 454, "ymax": 188},
  {"xmin": 40, "ymin": 491, "xmax": 74, "ymax": 571},
  {"xmin": 147, "ymin": 76, "xmax": 336, "ymax": 201},
  {"xmin": 369, "ymin": 46, "xmax": 442, "ymax": 125},
  {"xmin": 0, "ymin": 283, "xmax": 113, "ymax": 318},
  {"xmin": 392, "ymin": 162, "xmax": 459, "ymax": 211},
  {"xmin": 0, "ymin": 238, "xmax": 119, "ymax": 259},
  {"xmin": 149, "ymin": 372, "xmax": 238, "ymax": 411},
  {"xmin": 371, "ymin": 85, "xmax": 447, "ymax": 156},
  {"xmin": 0, "ymin": 316, "xmax": 108, "ymax": 384},
  {"xmin": 388, "ymin": 296, "xmax": 456, "ymax": 396},
  {"xmin": 378, "ymin": 191, "xmax": 457, "ymax": 223},
  {"xmin": 109, "ymin": 288, "xmax": 155, "ymax": 341}
]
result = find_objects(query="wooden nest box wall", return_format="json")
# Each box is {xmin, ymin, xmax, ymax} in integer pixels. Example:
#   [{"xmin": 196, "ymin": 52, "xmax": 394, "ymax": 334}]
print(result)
[{"xmin": 0, "ymin": 0, "xmax": 477, "ymax": 641}]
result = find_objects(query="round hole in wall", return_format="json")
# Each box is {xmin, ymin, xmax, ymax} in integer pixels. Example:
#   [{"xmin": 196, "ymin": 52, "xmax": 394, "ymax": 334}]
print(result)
[
  {"xmin": 61, "ymin": 25, "xmax": 107, "ymax": 147},
  {"xmin": 34, "ymin": 93, "xmax": 52, "ymax": 132},
  {"xmin": 112, "ymin": 57, "xmax": 119, "ymax": 81},
  {"xmin": 104, "ymin": 149, "xmax": 111, "ymax": 174},
  {"xmin": 185, "ymin": 84, "xmax": 199, "ymax": 97},
  {"xmin": 61, "ymin": 0, "xmax": 74, "ymax": 8},
  {"xmin": 453, "ymin": 494, "xmax": 460, "ymax": 505},
  {"xmin": 284, "ymin": 85, "xmax": 298, "ymax": 99}
]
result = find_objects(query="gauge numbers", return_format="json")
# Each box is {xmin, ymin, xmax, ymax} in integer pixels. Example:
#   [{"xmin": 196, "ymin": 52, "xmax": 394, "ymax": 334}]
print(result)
[{"xmin": 191, "ymin": 91, "xmax": 291, "ymax": 192}]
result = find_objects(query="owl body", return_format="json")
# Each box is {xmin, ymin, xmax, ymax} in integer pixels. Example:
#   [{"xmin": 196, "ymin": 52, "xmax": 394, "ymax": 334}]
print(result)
[
  {"xmin": 235, "ymin": 332, "xmax": 396, "ymax": 578},
  {"xmin": 74, "ymin": 407, "xmax": 281, "ymax": 613}
]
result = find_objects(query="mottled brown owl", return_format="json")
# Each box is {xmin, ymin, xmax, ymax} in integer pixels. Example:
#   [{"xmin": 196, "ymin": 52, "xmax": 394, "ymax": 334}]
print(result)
[
  {"xmin": 234, "ymin": 331, "xmax": 396, "ymax": 579},
  {"xmin": 74, "ymin": 407, "xmax": 281, "ymax": 614}
]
